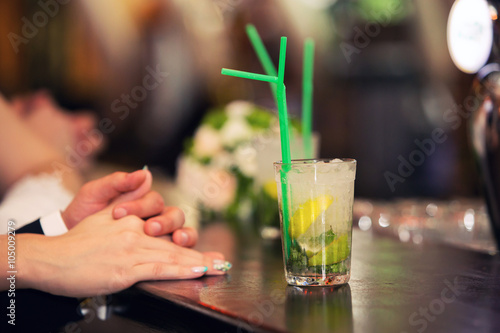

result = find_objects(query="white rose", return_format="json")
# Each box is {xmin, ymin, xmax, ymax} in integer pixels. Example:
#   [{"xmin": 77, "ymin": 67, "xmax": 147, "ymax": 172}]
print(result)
[
  {"xmin": 220, "ymin": 118, "xmax": 253, "ymax": 148},
  {"xmin": 226, "ymin": 100, "xmax": 252, "ymax": 118},
  {"xmin": 212, "ymin": 151, "xmax": 233, "ymax": 169},
  {"xmin": 193, "ymin": 126, "xmax": 222, "ymax": 158},
  {"xmin": 235, "ymin": 145, "xmax": 257, "ymax": 177}
]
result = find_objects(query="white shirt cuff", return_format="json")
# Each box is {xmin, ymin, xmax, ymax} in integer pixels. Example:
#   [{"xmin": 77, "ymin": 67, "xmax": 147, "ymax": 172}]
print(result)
[
  {"xmin": 40, "ymin": 211, "xmax": 68, "ymax": 236},
  {"xmin": 0, "ymin": 172, "xmax": 73, "ymax": 234}
]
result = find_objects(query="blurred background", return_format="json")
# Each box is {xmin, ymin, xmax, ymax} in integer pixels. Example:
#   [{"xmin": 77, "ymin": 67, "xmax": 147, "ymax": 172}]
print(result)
[{"xmin": 0, "ymin": 0, "xmax": 480, "ymax": 200}]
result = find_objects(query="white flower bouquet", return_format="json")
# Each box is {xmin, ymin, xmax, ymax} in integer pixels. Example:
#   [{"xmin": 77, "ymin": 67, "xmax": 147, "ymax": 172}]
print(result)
[{"xmin": 176, "ymin": 101, "xmax": 303, "ymax": 232}]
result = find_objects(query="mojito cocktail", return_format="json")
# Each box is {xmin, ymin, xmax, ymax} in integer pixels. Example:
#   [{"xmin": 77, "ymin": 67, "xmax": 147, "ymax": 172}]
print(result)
[{"xmin": 274, "ymin": 159, "xmax": 356, "ymax": 286}]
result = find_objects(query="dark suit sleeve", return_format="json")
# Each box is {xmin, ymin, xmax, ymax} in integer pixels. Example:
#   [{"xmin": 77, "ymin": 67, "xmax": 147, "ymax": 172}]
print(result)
[
  {"xmin": 16, "ymin": 219, "xmax": 44, "ymax": 235},
  {"xmin": 2, "ymin": 219, "xmax": 85, "ymax": 332}
]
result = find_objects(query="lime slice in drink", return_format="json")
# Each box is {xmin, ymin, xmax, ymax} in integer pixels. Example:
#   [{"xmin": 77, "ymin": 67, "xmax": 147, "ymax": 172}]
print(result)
[
  {"xmin": 308, "ymin": 234, "xmax": 350, "ymax": 266},
  {"xmin": 290, "ymin": 195, "xmax": 334, "ymax": 239}
]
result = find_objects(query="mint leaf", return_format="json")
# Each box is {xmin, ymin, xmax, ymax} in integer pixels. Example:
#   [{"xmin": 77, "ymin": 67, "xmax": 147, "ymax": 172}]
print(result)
[
  {"xmin": 308, "ymin": 229, "xmax": 336, "ymax": 246},
  {"xmin": 287, "ymin": 239, "xmax": 308, "ymax": 273},
  {"xmin": 307, "ymin": 262, "xmax": 348, "ymax": 275}
]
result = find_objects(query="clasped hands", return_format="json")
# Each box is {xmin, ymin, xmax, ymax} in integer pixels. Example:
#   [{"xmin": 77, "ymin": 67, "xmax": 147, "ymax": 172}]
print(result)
[{"xmin": 17, "ymin": 169, "xmax": 229, "ymax": 297}]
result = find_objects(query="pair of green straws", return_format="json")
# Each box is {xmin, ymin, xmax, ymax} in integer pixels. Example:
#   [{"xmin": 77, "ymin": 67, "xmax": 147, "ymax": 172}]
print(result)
[
  {"xmin": 221, "ymin": 25, "xmax": 316, "ymax": 255},
  {"xmin": 244, "ymin": 24, "xmax": 315, "ymax": 159},
  {"xmin": 221, "ymin": 36, "xmax": 291, "ymax": 167}
]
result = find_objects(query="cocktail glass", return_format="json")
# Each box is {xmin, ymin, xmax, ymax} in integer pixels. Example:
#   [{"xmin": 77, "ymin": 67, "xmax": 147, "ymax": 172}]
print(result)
[{"xmin": 274, "ymin": 159, "xmax": 356, "ymax": 286}]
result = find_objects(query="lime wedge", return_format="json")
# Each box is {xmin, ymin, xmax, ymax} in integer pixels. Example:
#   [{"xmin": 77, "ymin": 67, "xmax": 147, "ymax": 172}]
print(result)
[
  {"xmin": 308, "ymin": 234, "xmax": 350, "ymax": 266},
  {"xmin": 290, "ymin": 195, "xmax": 334, "ymax": 239}
]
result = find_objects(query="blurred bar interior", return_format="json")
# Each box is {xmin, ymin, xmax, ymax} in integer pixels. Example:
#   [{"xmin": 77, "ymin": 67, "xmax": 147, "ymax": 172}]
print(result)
[{"xmin": 0, "ymin": 0, "xmax": 480, "ymax": 200}]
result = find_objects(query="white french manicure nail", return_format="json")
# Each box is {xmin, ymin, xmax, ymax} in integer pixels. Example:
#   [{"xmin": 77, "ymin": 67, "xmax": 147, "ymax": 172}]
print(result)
[{"xmin": 191, "ymin": 266, "xmax": 208, "ymax": 273}]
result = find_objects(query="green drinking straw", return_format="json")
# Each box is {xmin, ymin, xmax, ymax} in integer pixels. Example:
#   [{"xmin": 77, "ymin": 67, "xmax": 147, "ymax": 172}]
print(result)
[
  {"xmin": 276, "ymin": 37, "xmax": 291, "ymax": 166},
  {"xmin": 220, "ymin": 69, "xmax": 277, "ymax": 83},
  {"xmin": 221, "ymin": 36, "xmax": 292, "ymax": 254},
  {"xmin": 245, "ymin": 24, "xmax": 278, "ymax": 106},
  {"xmin": 276, "ymin": 38, "xmax": 292, "ymax": 256},
  {"xmin": 302, "ymin": 38, "xmax": 315, "ymax": 159},
  {"xmin": 245, "ymin": 24, "xmax": 295, "ymax": 149},
  {"xmin": 277, "ymin": 93, "xmax": 292, "ymax": 254}
]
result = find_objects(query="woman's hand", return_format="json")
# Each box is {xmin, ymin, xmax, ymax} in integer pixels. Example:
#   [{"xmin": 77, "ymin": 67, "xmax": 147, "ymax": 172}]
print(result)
[{"xmin": 17, "ymin": 210, "xmax": 227, "ymax": 298}]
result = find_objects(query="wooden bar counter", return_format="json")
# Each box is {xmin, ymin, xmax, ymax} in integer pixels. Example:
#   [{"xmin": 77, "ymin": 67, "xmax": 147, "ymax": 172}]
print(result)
[{"xmin": 73, "ymin": 221, "xmax": 500, "ymax": 333}]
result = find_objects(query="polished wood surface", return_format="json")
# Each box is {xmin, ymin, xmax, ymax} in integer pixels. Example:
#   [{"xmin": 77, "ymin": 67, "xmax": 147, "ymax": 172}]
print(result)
[{"xmin": 111, "ymin": 223, "xmax": 500, "ymax": 333}]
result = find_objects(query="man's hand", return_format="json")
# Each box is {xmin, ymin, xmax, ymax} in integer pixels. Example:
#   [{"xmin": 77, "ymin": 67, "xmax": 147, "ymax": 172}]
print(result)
[
  {"xmin": 61, "ymin": 169, "xmax": 152, "ymax": 228},
  {"xmin": 61, "ymin": 170, "xmax": 197, "ymax": 247}
]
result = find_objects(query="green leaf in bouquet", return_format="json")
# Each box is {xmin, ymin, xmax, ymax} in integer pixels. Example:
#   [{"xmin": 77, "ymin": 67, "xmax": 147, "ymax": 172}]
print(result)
[
  {"xmin": 289, "ymin": 117, "xmax": 302, "ymax": 134},
  {"xmin": 199, "ymin": 156, "xmax": 212, "ymax": 165},
  {"xmin": 183, "ymin": 137, "xmax": 194, "ymax": 155},
  {"xmin": 255, "ymin": 187, "xmax": 280, "ymax": 229},
  {"xmin": 231, "ymin": 166, "xmax": 254, "ymax": 198},
  {"xmin": 203, "ymin": 109, "xmax": 228, "ymax": 130},
  {"xmin": 245, "ymin": 108, "xmax": 274, "ymax": 130},
  {"xmin": 224, "ymin": 166, "xmax": 255, "ymax": 221}
]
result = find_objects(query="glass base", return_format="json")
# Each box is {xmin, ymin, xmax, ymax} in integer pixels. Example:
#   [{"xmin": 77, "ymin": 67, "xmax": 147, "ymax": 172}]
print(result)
[{"xmin": 286, "ymin": 273, "xmax": 350, "ymax": 286}]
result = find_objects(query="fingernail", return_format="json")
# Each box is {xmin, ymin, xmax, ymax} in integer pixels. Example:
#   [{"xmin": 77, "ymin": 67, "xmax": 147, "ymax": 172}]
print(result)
[
  {"xmin": 213, "ymin": 260, "xmax": 232, "ymax": 272},
  {"xmin": 149, "ymin": 221, "xmax": 161, "ymax": 235},
  {"xmin": 180, "ymin": 231, "xmax": 188, "ymax": 246},
  {"xmin": 191, "ymin": 266, "xmax": 208, "ymax": 273},
  {"xmin": 114, "ymin": 207, "xmax": 127, "ymax": 219},
  {"xmin": 142, "ymin": 165, "xmax": 149, "ymax": 170}
]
